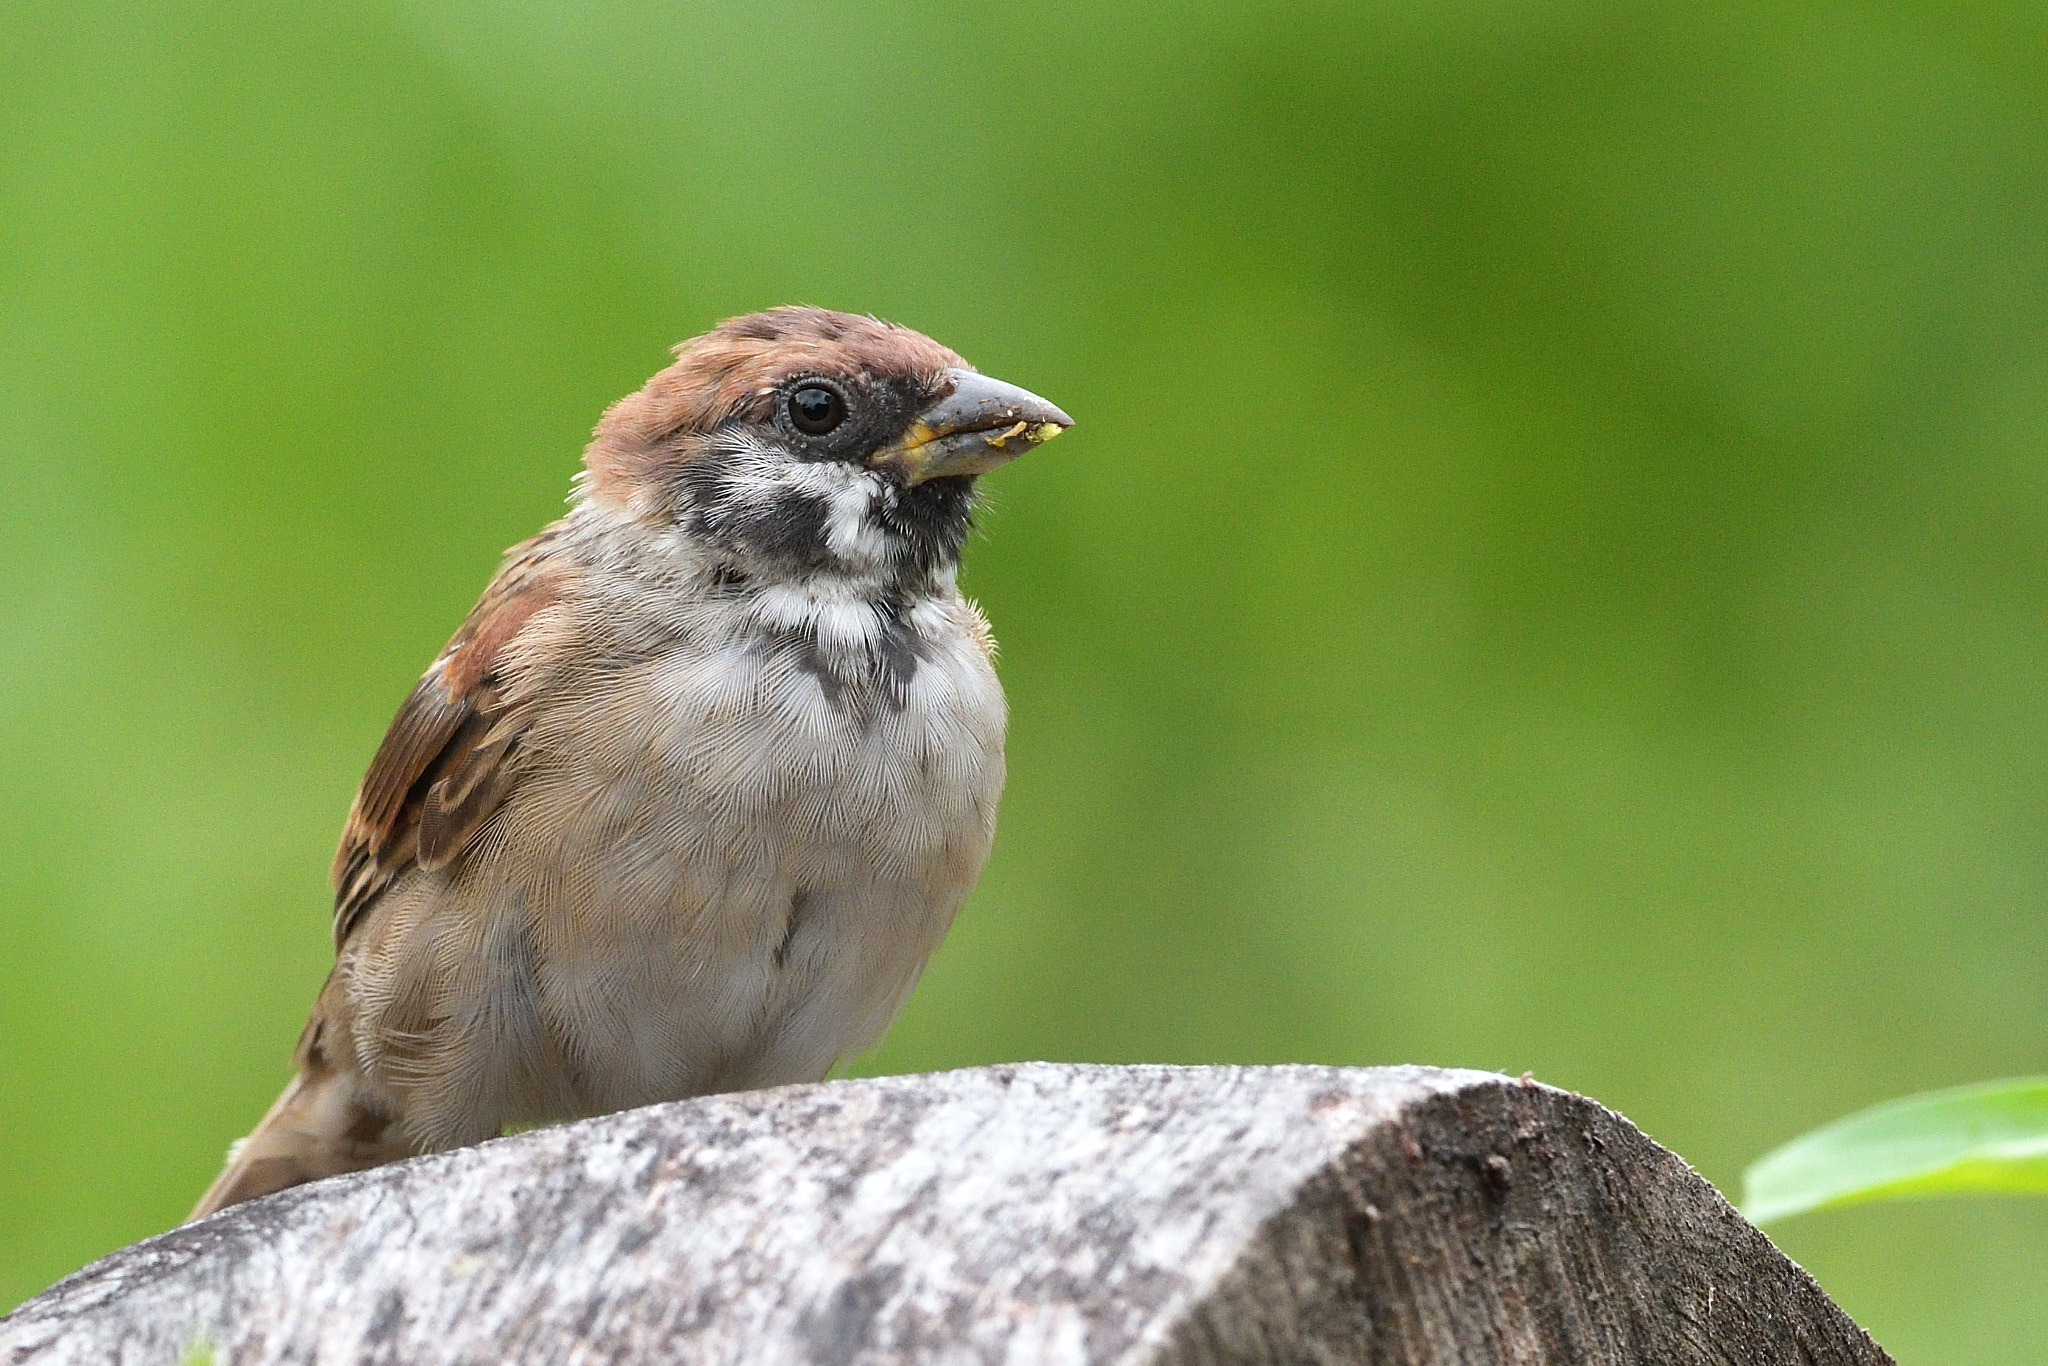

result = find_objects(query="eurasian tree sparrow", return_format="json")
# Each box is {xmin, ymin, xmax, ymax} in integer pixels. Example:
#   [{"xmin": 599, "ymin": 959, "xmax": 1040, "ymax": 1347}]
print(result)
[{"xmin": 191, "ymin": 307, "xmax": 1070, "ymax": 1218}]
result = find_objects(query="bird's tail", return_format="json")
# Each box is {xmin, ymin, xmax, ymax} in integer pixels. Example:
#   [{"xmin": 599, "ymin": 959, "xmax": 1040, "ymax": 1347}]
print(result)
[{"xmin": 188, "ymin": 1063, "xmax": 415, "ymax": 1221}]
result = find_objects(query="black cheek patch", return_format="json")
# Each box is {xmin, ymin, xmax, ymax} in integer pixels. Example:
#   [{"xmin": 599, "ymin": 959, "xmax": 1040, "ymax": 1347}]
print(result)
[
  {"xmin": 740, "ymin": 492, "xmax": 833, "ymax": 567},
  {"xmin": 681, "ymin": 455, "xmax": 834, "ymax": 569},
  {"xmin": 676, "ymin": 458, "xmax": 733, "ymax": 515}
]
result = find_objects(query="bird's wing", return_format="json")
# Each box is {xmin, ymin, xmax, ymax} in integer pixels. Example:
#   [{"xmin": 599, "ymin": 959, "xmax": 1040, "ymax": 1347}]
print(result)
[{"xmin": 330, "ymin": 535, "xmax": 567, "ymax": 949}]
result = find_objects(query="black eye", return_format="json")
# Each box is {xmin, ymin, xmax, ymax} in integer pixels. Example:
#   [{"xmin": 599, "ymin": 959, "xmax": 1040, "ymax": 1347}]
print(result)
[{"xmin": 788, "ymin": 384, "xmax": 846, "ymax": 436}]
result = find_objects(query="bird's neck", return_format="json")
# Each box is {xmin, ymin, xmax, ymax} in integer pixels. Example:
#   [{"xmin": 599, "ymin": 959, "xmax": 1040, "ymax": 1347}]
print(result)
[{"xmin": 564, "ymin": 504, "xmax": 965, "ymax": 715}]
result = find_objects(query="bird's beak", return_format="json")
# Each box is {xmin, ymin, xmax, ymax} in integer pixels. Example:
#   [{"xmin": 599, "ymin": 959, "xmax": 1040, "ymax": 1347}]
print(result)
[{"xmin": 869, "ymin": 367, "xmax": 1072, "ymax": 485}]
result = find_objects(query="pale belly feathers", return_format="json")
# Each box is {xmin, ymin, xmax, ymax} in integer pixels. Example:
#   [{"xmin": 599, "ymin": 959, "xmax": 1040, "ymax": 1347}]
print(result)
[{"xmin": 342, "ymin": 590, "xmax": 1006, "ymax": 1149}]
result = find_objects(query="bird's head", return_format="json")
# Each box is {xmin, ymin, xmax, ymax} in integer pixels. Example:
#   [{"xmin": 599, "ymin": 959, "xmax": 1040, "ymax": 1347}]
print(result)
[{"xmin": 581, "ymin": 307, "xmax": 1071, "ymax": 584}]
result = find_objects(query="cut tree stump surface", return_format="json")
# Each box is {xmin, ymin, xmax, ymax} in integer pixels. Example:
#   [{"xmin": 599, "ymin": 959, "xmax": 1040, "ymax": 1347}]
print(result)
[{"xmin": 1, "ymin": 1063, "xmax": 1888, "ymax": 1364}]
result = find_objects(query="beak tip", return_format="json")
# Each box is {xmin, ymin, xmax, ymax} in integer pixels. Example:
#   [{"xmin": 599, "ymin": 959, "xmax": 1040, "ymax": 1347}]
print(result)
[{"xmin": 878, "ymin": 370, "xmax": 1074, "ymax": 482}]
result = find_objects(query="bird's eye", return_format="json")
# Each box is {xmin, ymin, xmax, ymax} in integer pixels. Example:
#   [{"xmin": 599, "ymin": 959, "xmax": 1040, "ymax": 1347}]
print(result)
[{"xmin": 788, "ymin": 384, "xmax": 846, "ymax": 436}]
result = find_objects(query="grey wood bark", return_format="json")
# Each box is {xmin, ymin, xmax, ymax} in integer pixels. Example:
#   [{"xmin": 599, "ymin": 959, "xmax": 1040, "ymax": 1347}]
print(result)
[{"xmin": 2, "ymin": 1063, "xmax": 1887, "ymax": 1365}]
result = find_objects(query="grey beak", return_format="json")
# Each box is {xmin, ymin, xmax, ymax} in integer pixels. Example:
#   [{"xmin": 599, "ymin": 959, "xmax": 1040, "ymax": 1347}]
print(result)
[{"xmin": 869, "ymin": 367, "xmax": 1073, "ymax": 485}]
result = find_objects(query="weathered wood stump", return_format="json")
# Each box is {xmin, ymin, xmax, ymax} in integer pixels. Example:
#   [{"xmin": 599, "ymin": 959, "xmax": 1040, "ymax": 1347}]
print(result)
[{"xmin": 1, "ymin": 1064, "xmax": 1887, "ymax": 1364}]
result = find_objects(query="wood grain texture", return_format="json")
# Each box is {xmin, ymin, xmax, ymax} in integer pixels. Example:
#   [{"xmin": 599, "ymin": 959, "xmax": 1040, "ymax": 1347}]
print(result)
[{"xmin": 0, "ymin": 1064, "xmax": 1890, "ymax": 1365}]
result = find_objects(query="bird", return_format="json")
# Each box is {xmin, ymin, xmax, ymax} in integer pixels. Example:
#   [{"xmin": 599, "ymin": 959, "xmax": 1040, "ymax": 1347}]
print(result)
[{"xmin": 189, "ymin": 306, "xmax": 1071, "ymax": 1219}]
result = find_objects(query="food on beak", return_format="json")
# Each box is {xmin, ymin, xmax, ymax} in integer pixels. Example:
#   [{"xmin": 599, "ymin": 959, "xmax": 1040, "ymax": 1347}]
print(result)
[{"xmin": 870, "ymin": 368, "xmax": 1072, "ymax": 484}]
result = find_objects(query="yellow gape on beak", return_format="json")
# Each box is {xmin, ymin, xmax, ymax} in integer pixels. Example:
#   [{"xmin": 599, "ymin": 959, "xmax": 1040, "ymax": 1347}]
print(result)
[{"xmin": 870, "ymin": 368, "xmax": 1073, "ymax": 484}]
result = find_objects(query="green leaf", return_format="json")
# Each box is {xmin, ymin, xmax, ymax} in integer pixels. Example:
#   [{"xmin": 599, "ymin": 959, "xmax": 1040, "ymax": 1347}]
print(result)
[{"xmin": 1744, "ymin": 1077, "xmax": 2048, "ymax": 1225}]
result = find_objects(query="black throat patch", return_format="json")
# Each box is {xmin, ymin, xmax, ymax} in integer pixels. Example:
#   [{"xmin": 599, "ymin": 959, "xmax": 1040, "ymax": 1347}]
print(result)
[{"xmin": 878, "ymin": 477, "xmax": 976, "ymax": 577}]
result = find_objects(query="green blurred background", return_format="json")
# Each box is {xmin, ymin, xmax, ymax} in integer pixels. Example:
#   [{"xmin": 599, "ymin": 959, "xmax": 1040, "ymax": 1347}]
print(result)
[{"xmin": 4, "ymin": 1, "xmax": 2047, "ymax": 1357}]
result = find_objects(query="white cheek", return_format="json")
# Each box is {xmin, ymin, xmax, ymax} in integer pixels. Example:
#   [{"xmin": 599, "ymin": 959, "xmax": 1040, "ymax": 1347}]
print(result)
[
  {"xmin": 724, "ymin": 448, "xmax": 793, "ymax": 506},
  {"xmin": 821, "ymin": 476, "xmax": 890, "ymax": 568}
]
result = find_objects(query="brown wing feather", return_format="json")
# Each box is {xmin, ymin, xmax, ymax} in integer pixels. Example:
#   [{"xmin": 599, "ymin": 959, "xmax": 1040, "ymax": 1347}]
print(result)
[
  {"xmin": 415, "ymin": 710, "xmax": 522, "ymax": 871},
  {"xmin": 330, "ymin": 535, "xmax": 567, "ymax": 948}
]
